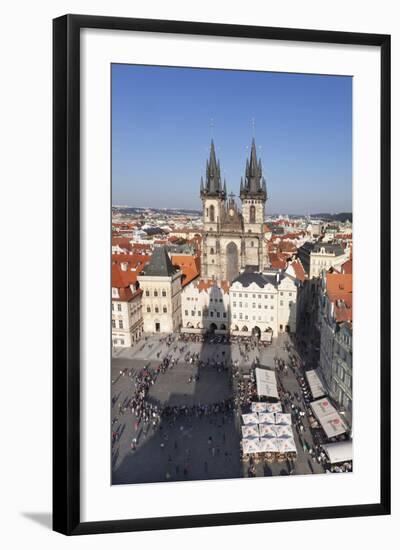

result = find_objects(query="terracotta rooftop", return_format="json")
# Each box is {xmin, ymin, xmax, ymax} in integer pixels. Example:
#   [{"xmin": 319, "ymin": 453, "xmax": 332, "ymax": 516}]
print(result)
[
  {"xmin": 196, "ymin": 279, "xmax": 230, "ymax": 294},
  {"xmin": 326, "ymin": 272, "xmax": 352, "ymax": 323}
]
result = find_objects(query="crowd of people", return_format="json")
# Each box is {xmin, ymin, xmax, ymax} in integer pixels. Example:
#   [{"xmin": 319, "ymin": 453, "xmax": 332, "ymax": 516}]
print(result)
[{"xmin": 112, "ymin": 332, "xmax": 352, "ymax": 477}]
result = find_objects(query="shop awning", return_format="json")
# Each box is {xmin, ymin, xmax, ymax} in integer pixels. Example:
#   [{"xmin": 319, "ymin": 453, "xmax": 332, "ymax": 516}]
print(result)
[
  {"xmin": 305, "ymin": 369, "xmax": 326, "ymax": 399},
  {"xmin": 322, "ymin": 441, "xmax": 353, "ymax": 463},
  {"xmin": 255, "ymin": 367, "xmax": 279, "ymax": 399},
  {"xmin": 311, "ymin": 398, "xmax": 348, "ymax": 438}
]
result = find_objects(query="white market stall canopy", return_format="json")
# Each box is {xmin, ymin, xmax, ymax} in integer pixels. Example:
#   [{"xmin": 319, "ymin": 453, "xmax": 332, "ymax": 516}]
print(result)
[
  {"xmin": 322, "ymin": 441, "xmax": 353, "ymax": 464},
  {"xmin": 275, "ymin": 425, "xmax": 294, "ymax": 438},
  {"xmin": 242, "ymin": 438, "xmax": 262, "ymax": 454},
  {"xmin": 258, "ymin": 412, "xmax": 276, "ymax": 425},
  {"xmin": 242, "ymin": 413, "xmax": 259, "ymax": 425},
  {"xmin": 255, "ymin": 368, "xmax": 279, "ymax": 399},
  {"xmin": 241, "ymin": 425, "xmax": 260, "ymax": 439},
  {"xmin": 311, "ymin": 398, "xmax": 348, "ymax": 439},
  {"xmin": 276, "ymin": 437, "xmax": 297, "ymax": 453},
  {"xmin": 259, "ymin": 424, "xmax": 277, "ymax": 438},
  {"xmin": 306, "ymin": 370, "xmax": 326, "ymax": 399},
  {"xmin": 251, "ymin": 402, "xmax": 268, "ymax": 413},
  {"xmin": 259, "ymin": 438, "xmax": 279, "ymax": 453},
  {"xmin": 275, "ymin": 412, "xmax": 292, "ymax": 425},
  {"xmin": 266, "ymin": 402, "xmax": 283, "ymax": 413}
]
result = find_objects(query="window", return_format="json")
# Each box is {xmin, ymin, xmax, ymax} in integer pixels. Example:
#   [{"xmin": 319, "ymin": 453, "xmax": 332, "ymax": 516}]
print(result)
[
  {"xmin": 233, "ymin": 302, "xmax": 236, "ymax": 307},
  {"xmin": 233, "ymin": 314, "xmax": 237, "ymax": 319},
  {"xmin": 233, "ymin": 293, "xmax": 236, "ymax": 297},
  {"xmin": 289, "ymin": 292, "xmax": 292, "ymax": 297},
  {"xmin": 217, "ymin": 312, "xmax": 220, "ymax": 318},
  {"xmin": 210, "ymin": 247, "xmax": 215, "ymax": 255},
  {"xmin": 145, "ymin": 290, "xmax": 150, "ymax": 296},
  {"xmin": 198, "ymin": 311, "xmax": 201, "ymax": 316},
  {"xmin": 239, "ymin": 293, "xmax": 242, "ymax": 298},
  {"xmin": 252, "ymin": 303, "xmax": 256, "ymax": 309},
  {"xmin": 155, "ymin": 307, "xmax": 159, "ymax": 313},
  {"xmin": 245, "ymin": 315, "xmax": 249, "ymax": 320},
  {"xmin": 111, "ymin": 303, "xmax": 114, "ymax": 311},
  {"xmin": 250, "ymin": 204, "xmax": 256, "ymax": 223},
  {"xmin": 280, "ymin": 301, "xmax": 284, "ymax": 306},
  {"xmin": 185, "ymin": 310, "xmax": 188, "ymax": 316},
  {"xmin": 270, "ymin": 316, "xmax": 274, "ymax": 321},
  {"xmin": 271, "ymin": 305, "xmax": 274, "ymax": 310},
  {"xmin": 280, "ymin": 292, "xmax": 283, "ymax": 296},
  {"xmin": 118, "ymin": 320, "xmax": 123, "ymax": 329},
  {"xmin": 253, "ymin": 294, "xmax": 256, "ymax": 298},
  {"xmin": 210, "ymin": 312, "xmax": 214, "ymax": 317},
  {"xmin": 258, "ymin": 304, "xmax": 261, "ymax": 309},
  {"xmin": 117, "ymin": 303, "xmax": 122, "ymax": 311},
  {"xmin": 147, "ymin": 307, "xmax": 151, "ymax": 313},
  {"xmin": 264, "ymin": 305, "xmax": 268, "ymax": 309},
  {"xmin": 153, "ymin": 290, "xmax": 158, "ymax": 297},
  {"xmin": 239, "ymin": 313, "xmax": 243, "ymax": 320},
  {"xmin": 251, "ymin": 241, "xmax": 254, "ymax": 247},
  {"xmin": 239, "ymin": 302, "xmax": 242, "ymax": 308},
  {"xmin": 209, "ymin": 204, "xmax": 215, "ymax": 222},
  {"xmin": 112, "ymin": 319, "xmax": 116, "ymax": 328},
  {"xmin": 163, "ymin": 307, "xmax": 167, "ymax": 313},
  {"xmin": 223, "ymin": 312, "xmax": 226, "ymax": 318},
  {"xmin": 258, "ymin": 294, "xmax": 261, "ymax": 299}
]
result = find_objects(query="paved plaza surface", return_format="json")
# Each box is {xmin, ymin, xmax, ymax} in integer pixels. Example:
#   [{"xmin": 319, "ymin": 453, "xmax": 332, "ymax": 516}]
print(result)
[{"xmin": 111, "ymin": 333, "xmax": 324, "ymax": 485}]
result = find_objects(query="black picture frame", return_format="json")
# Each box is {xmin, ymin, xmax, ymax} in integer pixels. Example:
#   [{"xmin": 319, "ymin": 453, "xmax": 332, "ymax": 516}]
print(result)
[{"xmin": 53, "ymin": 14, "xmax": 391, "ymax": 535}]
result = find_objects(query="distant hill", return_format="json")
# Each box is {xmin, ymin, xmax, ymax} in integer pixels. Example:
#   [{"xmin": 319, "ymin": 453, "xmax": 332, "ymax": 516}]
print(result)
[
  {"xmin": 311, "ymin": 212, "xmax": 352, "ymax": 222},
  {"xmin": 112, "ymin": 206, "xmax": 201, "ymax": 216}
]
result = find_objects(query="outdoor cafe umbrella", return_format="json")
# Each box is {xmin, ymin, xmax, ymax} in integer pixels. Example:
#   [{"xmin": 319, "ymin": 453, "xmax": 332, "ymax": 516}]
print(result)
[
  {"xmin": 251, "ymin": 402, "xmax": 268, "ymax": 413},
  {"xmin": 242, "ymin": 412, "xmax": 259, "ymax": 425},
  {"xmin": 241, "ymin": 424, "xmax": 260, "ymax": 439},
  {"xmin": 266, "ymin": 402, "xmax": 283, "ymax": 413}
]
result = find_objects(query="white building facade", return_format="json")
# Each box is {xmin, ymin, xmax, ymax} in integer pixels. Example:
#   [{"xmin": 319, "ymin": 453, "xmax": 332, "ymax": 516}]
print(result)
[
  {"xmin": 138, "ymin": 247, "xmax": 182, "ymax": 334},
  {"xmin": 181, "ymin": 279, "xmax": 230, "ymax": 332},
  {"xmin": 111, "ymin": 280, "xmax": 143, "ymax": 347},
  {"xmin": 229, "ymin": 271, "xmax": 298, "ymax": 338}
]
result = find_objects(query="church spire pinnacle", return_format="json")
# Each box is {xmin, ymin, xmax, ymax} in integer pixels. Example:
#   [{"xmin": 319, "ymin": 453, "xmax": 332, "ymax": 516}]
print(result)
[
  {"xmin": 240, "ymin": 138, "xmax": 267, "ymax": 200},
  {"xmin": 200, "ymin": 140, "xmax": 226, "ymax": 199}
]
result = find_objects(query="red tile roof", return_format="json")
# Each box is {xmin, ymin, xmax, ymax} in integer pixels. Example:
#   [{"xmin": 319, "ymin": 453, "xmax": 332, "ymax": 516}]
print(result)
[
  {"xmin": 111, "ymin": 263, "xmax": 142, "ymax": 302},
  {"xmin": 341, "ymin": 258, "xmax": 352, "ymax": 274},
  {"xmin": 269, "ymin": 252, "xmax": 287, "ymax": 270},
  {"xmin": 196, "ymin": 279, "xmax": 230, "ymax": 294},
  {"xmin": 291, "ymin": 259, "xmax": 306, "ymax": 282},
  {"xmin": 171, "ymin": 255, "xmax": 200, "ymax": 287},
  {"xmin": 326, "ymin": 273, "xmax": 352, "ymax": 323}
]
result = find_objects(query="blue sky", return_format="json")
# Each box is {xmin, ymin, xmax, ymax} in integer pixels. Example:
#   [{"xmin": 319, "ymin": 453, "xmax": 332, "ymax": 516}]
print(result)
[{"xmin": 112, "ymin": 64, "xmax": 352, "ymax": 214}]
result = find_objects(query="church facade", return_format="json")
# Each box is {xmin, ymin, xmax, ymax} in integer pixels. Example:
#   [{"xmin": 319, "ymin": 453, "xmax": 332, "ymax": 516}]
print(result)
[{"xmin": 200, "ymin": 139, "xmax": 269, "ymax": 282}]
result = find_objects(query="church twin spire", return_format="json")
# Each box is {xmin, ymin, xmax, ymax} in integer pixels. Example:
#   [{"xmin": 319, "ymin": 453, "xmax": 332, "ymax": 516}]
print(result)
[
  {"xmin": 240, "ymin": 138, "xmax": 267, "ymax": 199},
  {"xmin": 200, "ymin": 140, "xmax": 225, "ymax": 198},
  {"xmin": 200, "ymin": 138, "xmax": 267, "ymax": 201}
]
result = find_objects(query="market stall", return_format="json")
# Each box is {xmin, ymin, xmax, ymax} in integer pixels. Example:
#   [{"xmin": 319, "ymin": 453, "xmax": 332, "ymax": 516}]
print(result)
[
  {"xmin": 305, "ymin": 369, "xmax": 326, "ymax": 399},
  {"xmin": 310, "ymin": 398, "xmax": 348, "ymax": 438},
  {"xmin": 255, "ymin": 367, "xmax": 279, "ymax": 399}
]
